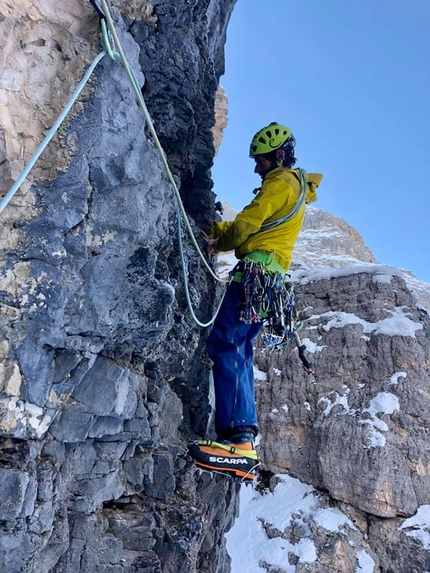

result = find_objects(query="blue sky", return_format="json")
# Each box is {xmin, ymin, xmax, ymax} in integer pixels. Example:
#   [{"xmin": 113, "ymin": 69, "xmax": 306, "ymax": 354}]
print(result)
[{"xmin": 212, "ymin": 0, "xmax": 430, "ymax": 282}]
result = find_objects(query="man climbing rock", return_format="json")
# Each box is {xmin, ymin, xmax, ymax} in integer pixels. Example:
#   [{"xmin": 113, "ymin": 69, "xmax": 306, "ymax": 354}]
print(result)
[{"xmin": 188, "ymin": 123, "xmax": 323, "ymax": 481}]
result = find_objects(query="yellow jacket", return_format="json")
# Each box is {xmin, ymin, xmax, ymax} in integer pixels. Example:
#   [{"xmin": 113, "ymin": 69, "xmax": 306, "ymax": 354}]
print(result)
[{"xmin": 212, "ymin": 168, "xmax": 323, "ymax": 271}]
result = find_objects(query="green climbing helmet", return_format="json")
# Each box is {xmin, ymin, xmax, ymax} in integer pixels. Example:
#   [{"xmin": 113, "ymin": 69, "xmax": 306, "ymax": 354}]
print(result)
[{"xmin": 249, "ymin": 122, "xmax": 295, "ymax": 157}]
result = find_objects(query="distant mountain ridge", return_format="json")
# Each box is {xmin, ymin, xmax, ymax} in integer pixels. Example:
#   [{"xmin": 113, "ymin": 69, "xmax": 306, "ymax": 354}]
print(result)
[{"xmin": 292, "ymin": 205, "xmax": 376, "ymax": 269}]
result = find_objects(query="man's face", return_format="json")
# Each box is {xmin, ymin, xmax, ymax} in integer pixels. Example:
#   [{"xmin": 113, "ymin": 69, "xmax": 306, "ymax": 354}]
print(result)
[{"xmin": 253, "ymin": 155, "xmax": 274, "ymax": 180}]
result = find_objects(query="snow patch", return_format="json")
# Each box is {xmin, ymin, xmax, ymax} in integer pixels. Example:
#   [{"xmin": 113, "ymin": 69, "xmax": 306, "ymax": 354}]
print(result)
[
  {"xmin": 359, "ymin": 392, "xmax": 399, "ymax": 449},
  {"xmin": 319, "ymin": 387, "xmax": 355, "ymax": 417},
  {"xmin": 227, "ymin": 475, "xmax": 362, "ymax": 573},
  {"xmin": 227, "ymin": 476, "xmax": 319, "ymax": 572},
  {"xmin": 313, "ymin": 507, "xmax": 356, "ymax": 533},
  {"xmin": 292, "ymin": 264, "xmax": 404, "ymax": 285},
  {"xmin": 253, "ymin": 365, "xmax": 267, "ymax": 381},
  {"xmin": 301, "ymin": 337, "xmax": 326, "ymax": 353},
  {"xmin": 388, "ymin": 372, "xmax": 407, "ymax": 386},
  {"xmin": 399, "ymin": 505, "xmax": 430, "ymax": 549},
  {"xmin": 310, "ymin": 308, "xmax": 422, "ymax": 339},
  {"xmin": 364, "ymin": 392, "xmax": 400, "ymax": 417},
  {"xmin": 356, "ymin": 549, "xmax": 376, "ymax": 572},
  {"xmin": 372, "ymin": 273, "xmax": 393, "ymax": 285}
]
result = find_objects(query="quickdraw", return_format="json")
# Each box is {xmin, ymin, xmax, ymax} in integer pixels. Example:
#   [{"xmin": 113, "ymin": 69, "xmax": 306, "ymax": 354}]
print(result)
[
  {"xmin": 239, "ymin": 262, "xmax": 266, "ymax": 323},
  {"xmin": 235, "ymin": 261, "xmax": 313, "ymax": 374}
]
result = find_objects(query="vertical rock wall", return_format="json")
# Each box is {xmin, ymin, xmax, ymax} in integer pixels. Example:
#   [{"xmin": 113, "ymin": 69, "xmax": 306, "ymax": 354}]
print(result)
[
  {"xmin": 255, "ymin": 269, "xmax": 430, "ymax": 571},
  {"xmin": 4, "ymin": 2, "xmax": 429, "ymax": 571},
  {"xmin": 0, "ymin": 1, "xmax": 238, "ymax": 572}
]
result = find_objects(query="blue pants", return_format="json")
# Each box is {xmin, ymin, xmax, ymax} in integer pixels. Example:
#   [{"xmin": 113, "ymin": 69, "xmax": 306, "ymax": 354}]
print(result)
[{"xmin": 207, "ymin": 281, "xmax": 264, "ymax": 434}]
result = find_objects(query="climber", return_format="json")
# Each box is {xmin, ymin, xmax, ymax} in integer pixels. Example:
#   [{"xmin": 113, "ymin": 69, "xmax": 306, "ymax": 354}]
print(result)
[{"xmin": 188, "ymin": 123, "xmax": 323, "ymax": 481}]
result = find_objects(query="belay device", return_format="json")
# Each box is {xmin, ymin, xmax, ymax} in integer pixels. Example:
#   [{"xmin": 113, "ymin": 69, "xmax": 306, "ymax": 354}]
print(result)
[{"xmin": 237, "ymin": 261, "xmax": 313, "ymax": 374}]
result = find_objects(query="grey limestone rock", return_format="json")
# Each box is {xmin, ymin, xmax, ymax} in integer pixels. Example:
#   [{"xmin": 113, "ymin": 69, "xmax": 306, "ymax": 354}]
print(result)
[
  {"xmin": 0, "ymin": 0, "xmax": 238, "ymax": 571},
  {"xmin": 255, "ymin": 267, "xmax": 430, "ymax": 569},
  {"xmin": 2, "ymin": 0, "xmax": 430, "ymax": 571}
]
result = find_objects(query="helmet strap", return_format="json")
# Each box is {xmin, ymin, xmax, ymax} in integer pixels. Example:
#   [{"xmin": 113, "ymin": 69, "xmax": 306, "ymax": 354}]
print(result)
[{"xmin": 276, "ymin": 149, "xmax": 285, "ymax": 167}]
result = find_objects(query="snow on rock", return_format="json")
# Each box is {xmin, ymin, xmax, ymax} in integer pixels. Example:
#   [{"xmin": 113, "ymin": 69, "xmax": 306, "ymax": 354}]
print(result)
[
  {"xmin": 319, "ymin": 388, "xmax": 355, "ymax": 417},
  {"xmin": 301, "ymin": 337, "xmax": 326, "ymax": 353},
  {"xmin": 227, "ymin": 475, "xmax": 375, "ymax": 573},
  {"xmin": 253, "ymin": 365, "xmax": 267, "ymax": 382},
  {"xmin": 313, "ymin": 507, "xmax": 356, "ymax": 532},
  {"xmin": 293, "ymin": 262, "xmax": 430, "ymax": 313},
  {"xmin": 359, "ymin": 392, "xmax": 400, "ymax": 449},
  {"xmin": 356, "ymin": 549, "xmax": 376, "ymax": 572},
  {"xmin": 226, "ymin": 476, "xmax": 318, "ymax": 572},
  {"xmin": 310, "ymin": 307, "xmax": 423, "ymax": 339},
  {"xmin": 292, "ymin": 264, "xmax": 404, "ymax": 286},
  {"xmin": 319, "ymin": 389, "xmax": 399, "ymax": 449},
  {"xmin": 399, "ymin": 505, "xmax": 430, "ymax": 549},
  {"xmin": 363, "ymin": 392, "xmax": 400, "ymax": 418},
  {"xmin": 388, "ymin": 372, "xmax": 407, "ymax": 386}
]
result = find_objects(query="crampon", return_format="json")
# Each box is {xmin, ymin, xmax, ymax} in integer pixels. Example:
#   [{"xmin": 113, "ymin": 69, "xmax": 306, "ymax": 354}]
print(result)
[{"xmin": 187, "ymin": 440, "xmax": 260, "ymax": 483}]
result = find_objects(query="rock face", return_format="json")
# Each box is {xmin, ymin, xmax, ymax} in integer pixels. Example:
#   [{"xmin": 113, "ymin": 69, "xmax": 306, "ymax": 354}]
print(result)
[
  {"xmin": 2, "ymin": 2, "xmax": 430, "ymax": 573},
  {"xmin": 292, "ymin": 206, "xmax": 377, "ymax": 269},
  {"xmin": 212, "ymin": 85, "xmax": 228, "ymax": 155},
  {"xmin": 0, "ymin": 1, "xmax": 238, "ymax": 572},
  {"xmin": 254, "ymin": 268, "xmax": 430, "ymax": 571}
]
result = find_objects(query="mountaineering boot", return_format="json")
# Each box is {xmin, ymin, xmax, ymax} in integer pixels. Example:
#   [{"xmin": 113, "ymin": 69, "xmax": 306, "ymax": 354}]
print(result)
[{"xmin": 187, "ymin": 439, "xmax": 260, "ymax": 482}]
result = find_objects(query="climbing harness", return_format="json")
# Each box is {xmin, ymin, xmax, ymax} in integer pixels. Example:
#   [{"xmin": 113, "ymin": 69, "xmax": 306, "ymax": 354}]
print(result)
[
  {"xmin": 0, "ymin": 0, "xmax": 228, "ymax": 328},
  {"xmin": 233, "ymin": 261, "xmax": 313, "ymax": 373}
]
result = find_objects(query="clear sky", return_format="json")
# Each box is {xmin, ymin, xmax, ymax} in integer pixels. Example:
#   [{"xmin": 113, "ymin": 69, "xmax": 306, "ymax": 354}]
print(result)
[{"xmin": 211, "ymin": 0, "xmax": 430, "ymax": 283}]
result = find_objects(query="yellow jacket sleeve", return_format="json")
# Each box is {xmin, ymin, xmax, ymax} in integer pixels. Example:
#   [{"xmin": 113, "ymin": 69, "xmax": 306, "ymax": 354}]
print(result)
[
  {"xmin": 211, "ymin": 221, "xmax": 233, "ymax": 239},
  {"xmin": 212, "ymin": 174, "xmax": 296, "ymax": 252},
  {"xmin": 306, "ymin": 173, "xmax": 323, "ymax": 205}
]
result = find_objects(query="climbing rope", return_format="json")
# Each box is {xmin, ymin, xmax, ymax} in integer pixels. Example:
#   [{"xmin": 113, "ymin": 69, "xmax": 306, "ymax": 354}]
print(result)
[
  {"xmin": 98, "ymin": 0, "xmax": 228, "ymax": 286},
  {"xmin": 97, "ymin": 0, "xmax": 228, "ymax": 328},
  {"xmin": 260, "ymin": 168, "xmax": 308, "ymax": 231},
  {"xmin": 0, "ymin": 0, "xmax": 228, "ymax": 327},
  {"xmin": 0, "ymin": 51, "xmax": 107, "ymax": 216},
  {"xmin": 177, "ymin": 204, "xmax": 228, "ymax": 327}
]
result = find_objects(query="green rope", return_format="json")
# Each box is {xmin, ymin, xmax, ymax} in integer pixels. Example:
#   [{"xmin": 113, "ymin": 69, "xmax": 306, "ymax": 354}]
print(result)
[
  {"xmin": 177, "ymin": 204, "xmax": 227, "ymax": 327},
  {"xmin": 1, "ymin": 1, "xmax": 228, "ymax": 327},
  {"xmin": 99, "ymin": 0, "xmax": 228, "ymax": 285},
  {"xmin": 260, "ymin": 169, "xmax": 308, "ymax": 231},
  {"xmin": 101, "ymin": 18, "xmax": 118, "ymax": 61},
  {"xmin": 0, "ymin": 51, "xmax": 107, "ymax": 216}
]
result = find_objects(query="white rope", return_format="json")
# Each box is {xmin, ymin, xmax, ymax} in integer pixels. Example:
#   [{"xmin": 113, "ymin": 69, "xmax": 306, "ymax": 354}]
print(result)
[{"xmin": 99, "ymin": 0, "xmax": 228, "ymax": 285}]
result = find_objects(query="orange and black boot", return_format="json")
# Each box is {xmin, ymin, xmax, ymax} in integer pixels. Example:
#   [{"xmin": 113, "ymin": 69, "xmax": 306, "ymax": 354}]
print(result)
[{"xmin": 187, "ymin": 439, "xmax": 260, "ymax": 482}]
